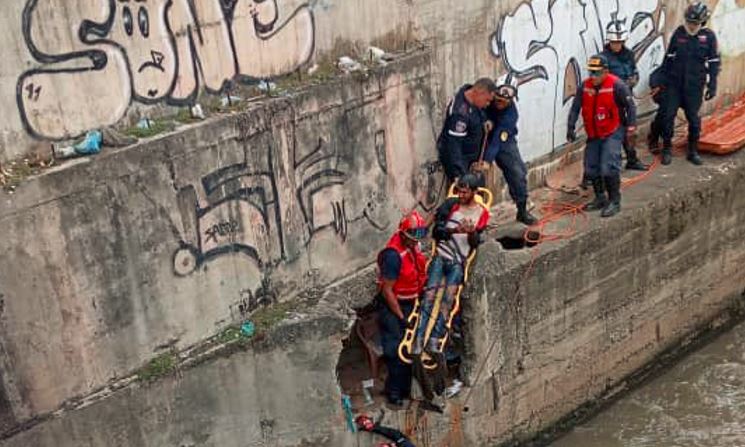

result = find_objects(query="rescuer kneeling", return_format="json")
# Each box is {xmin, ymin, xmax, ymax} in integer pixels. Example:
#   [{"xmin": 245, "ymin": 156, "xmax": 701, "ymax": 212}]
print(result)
[
  {"xmin": 377, "ymin": 212, "xmax": 429, "ymax": 406},
  {"xmin": 567, "ymin": 54, "xmax": 637, "ymax": 218}
]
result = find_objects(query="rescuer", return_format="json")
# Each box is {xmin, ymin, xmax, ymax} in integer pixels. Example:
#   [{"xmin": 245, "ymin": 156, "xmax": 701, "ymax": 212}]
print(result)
[
  {"xmin": 567, "ymin": 54, "xmax": 637, "ymax": 218},
  {"xmin": 483, "ymin": 83, "xmax": 539, "ymax": 225},
  {"xmin": 437, "ymin": 78, "xmax": 499, "ymax": 182},
  {"xmin": 659, "ymin": 1, "xmax": 721, "ymax": 166},
  {"xmin": 601, "ymin": 19, "xmax": 649, "ymax": 171},
  {"xmin": 377, "ymin": 212, "xmax": 429, "ymax": 406}
]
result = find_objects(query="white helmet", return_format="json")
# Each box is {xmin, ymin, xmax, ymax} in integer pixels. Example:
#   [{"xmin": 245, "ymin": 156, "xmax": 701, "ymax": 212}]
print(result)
[{"xmin": 606, "ymin": 20, "xmax": 629, "ymax": 42}]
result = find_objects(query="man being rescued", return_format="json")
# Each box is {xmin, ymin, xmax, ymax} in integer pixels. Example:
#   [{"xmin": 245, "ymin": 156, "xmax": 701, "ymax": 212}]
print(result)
[{"xmin": 411, "ymin": 174, "xmax": 490, "ymax": 394}]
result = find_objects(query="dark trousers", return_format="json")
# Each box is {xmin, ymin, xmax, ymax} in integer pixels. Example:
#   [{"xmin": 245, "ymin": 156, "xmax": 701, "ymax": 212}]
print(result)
[
  {"xmin": 662, "ymin": 85, "xmax": 704, "ymax": 145},
  {"xmin": 494, "ymin": 140, "xmax": 529, "ymax": 205},
  {"xmin": 379, "ymin": 298, "xmax": 415, "ymax": 399},
  {"xmin": 622, "ymin": 126, "xmax": 640, "ymax": 162},
  {"xmin": 584, "ymin": 128, "xmax": 624, "ymax": 178}
]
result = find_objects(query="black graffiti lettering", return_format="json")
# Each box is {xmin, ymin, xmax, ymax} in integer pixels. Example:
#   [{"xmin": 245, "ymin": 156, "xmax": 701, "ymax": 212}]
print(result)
[
  {"xmin": 138, "ymin": 6, "xmax": 149, "ymax": 37},
  {"xmin": 123, "ymin": 6, "xmax": 134, "ymax": 36},
  {"xmin": 25, "ymin": 83, "xmax": 41, "ymax": 102},
  {"xmin": 17, "ymin": 0, "xmax": 316, "ymax": 140},
  {"xmin": 204, "ymin": 219, "xmax": 240, "ymax": 244}
]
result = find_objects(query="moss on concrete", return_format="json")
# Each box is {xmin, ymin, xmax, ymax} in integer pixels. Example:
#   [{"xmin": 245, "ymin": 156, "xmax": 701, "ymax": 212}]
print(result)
[{"xmin": 136, "ymin": 351, "xmax": 177, "ymax": 382}]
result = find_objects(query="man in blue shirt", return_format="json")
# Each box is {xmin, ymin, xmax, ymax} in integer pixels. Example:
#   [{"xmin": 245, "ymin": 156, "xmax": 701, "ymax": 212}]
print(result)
[
  {"xmin": 437, "ymin": 78, "xmax": 499, "ymax": 182},
  {"xmin": 601, "ymin": 20, "xmax": 648, "ymax": 171},
  {"xmin": 483, "ymin": 84, "xmax": 538, "ymax": 225}
]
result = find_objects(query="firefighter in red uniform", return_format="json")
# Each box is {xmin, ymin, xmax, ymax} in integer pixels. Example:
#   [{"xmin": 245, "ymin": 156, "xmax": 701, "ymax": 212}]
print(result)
[
  {"xmin": 567, "ymin": 54, "xmax": 637, "ymax": 218},
  {"xmin": 377, "ymin": 212, "xmax": 429, "ymax": 406}
]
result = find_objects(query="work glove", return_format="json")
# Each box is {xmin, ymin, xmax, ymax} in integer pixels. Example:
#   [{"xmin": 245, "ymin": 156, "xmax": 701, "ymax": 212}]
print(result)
[
  {"xmin": 705, "ymin": 86, "xmax": 716, "ymax": 101},
  {"xmin": 566, "ymin": 128, "xmax": 577, "ymax": 142}
]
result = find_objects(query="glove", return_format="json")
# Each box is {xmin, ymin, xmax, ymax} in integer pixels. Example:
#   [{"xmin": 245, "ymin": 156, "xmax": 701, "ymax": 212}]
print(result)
[
  {"xmin": 567, "ymin": 128, "xmax": 577, "ymax": 142},
  {"xmin": 705, "ymin": 86, "xmax": 716, "ymax": 101}
]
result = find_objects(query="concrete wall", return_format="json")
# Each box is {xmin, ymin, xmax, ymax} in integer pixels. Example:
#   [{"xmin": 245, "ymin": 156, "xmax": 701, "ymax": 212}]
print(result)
[
  {"xmin": 3, "ymin": 134, "xmax": 745, "ymax": 447},
  {"xmin": 0, "ymin": 52, "xmax": 444, "ymax": 425},
  {"xmin": 3, "ymin": 0, "xmax": 745, "ymax": 163}
]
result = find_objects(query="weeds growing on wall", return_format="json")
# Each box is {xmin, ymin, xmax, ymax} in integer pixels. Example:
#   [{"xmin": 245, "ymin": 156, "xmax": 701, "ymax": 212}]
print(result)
[
  {"xmin": 0, "ymin": 156, "xmax": 54, "ymax": 193},
  {"xmin": 136, "ymin": 351, "xmax": 178, "ymax": 382}
]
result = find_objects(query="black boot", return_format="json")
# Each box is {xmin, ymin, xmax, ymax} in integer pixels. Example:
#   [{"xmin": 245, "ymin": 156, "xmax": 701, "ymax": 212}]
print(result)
[
  {"xmin": 687, "ymin": 140, "xmax": 703, "ymax": 165},
  {"xmin": 661, "ymin": 146, "xmax": 672, "ymax": 165},
  {"xmin": 580, "ymin": 172, "xmax": 592, "ymax": 190},
  {"xmin": 516, "ymin": 201, "xmax": 538, "ymax": 225},
  {"xmin": 584, "ymin": 177, "xmax": 608, "ymax": 211},
  {"xmin": 624, "ymin": 147, "xmax": 648, "ymax": 171},
  {"xmin": 601, "ymin": 175, "xmax": 621, "ymax": 218}
]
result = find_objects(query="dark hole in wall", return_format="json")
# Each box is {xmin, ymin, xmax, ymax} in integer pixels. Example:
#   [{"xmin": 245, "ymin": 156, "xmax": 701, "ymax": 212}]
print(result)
[
  {"xmin": 496, "ymin": 233, "xmax": 539, "ymax": 250},
  {"xmin": 335, "ymin": 296, "xmax": 467, "ymax": 412}
]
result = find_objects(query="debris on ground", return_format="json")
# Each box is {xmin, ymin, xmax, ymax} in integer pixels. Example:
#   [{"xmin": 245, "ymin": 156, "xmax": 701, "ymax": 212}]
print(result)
[{"xmin": 338, "ymin": 56, "xmax": 363, "ymax": 73}]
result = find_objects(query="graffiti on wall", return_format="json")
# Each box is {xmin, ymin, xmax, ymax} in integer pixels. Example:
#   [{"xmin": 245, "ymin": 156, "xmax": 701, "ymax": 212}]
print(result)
[
  {"xmin": 491, "ymin": 0, "xmax": 666, "ymax": 160},
  {"xmin": 171, "ymin": 129, "xmax": 400, "ymax": 280},
  {"xmin": 17, "ymin": 0, "xmax": 315, "ymax": 140}
]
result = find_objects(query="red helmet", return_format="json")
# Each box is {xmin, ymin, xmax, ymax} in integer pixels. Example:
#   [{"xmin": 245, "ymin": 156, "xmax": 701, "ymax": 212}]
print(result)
[{"xmin": 398, "ymin": 211, "xmax": 428, "ymax": 240}]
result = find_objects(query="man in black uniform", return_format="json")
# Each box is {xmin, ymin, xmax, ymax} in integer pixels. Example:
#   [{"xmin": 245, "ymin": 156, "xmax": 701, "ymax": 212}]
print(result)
[
  {"xmin": 660, "ymin": 1, "xmax": 721, "ymax": 166},
  {"xmin": 437, "ymin": 78, "xmax": 499, "ymax": 182},
  {"xmin": 601, "ymin": 19, "xmax": 648, "ymax": 171},
  {"xmin": 647, "ymin": 65, "xmax": 668, "ymax": 154}
]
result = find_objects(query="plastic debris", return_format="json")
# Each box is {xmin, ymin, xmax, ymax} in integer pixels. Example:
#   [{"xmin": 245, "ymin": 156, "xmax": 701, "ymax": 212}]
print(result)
[
  {"xmin": 307, "ymin": 63, "xmax": 319, "ymax": 75},
  {"xmin": 52, "ymin": 144, "xmax": 77, "ymax": 159},
  {"xmin": 137, "ymin": 118, "xmax": 154, "ymax": 130},
  {"xmin": 362, "ymin": 379, "xmax": 375, "ymax": 406},
  {"xmin": 367, "ymin": 46, "xmax": 391, "ymax": 66},
  {"xmin": 341, "ymin": 394, "xmax": 356, "ymax": 433},
  {"xmin": 257, "ymin": 80, "xmax": 277, "ymax": 93},
  {"xmin": 444, "ymin": 379, "xmax": 463, "ymax": 399},
  {"xmin": 337, "ymin": 56, "xmax": 362, "ymax": 73},
  {"xmin": 240, "ymin": 321, "xmax": 255, "ymax": 337},
  {"xmin": 73, "ymin": 130, "xmax": 103, "ymax": 155},
  {"xmin": 190, "ymin": 104, "xmax": 205, "ymax": 120},
  {"xmin": 220, "ymin": 95, "xmax": 242, "ymax": 107}
]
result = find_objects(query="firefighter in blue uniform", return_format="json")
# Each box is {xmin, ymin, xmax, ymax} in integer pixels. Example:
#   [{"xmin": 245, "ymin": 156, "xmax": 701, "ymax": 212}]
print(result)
[
  {"xmin": 647, "ymin": 65, "xmax": 668, "ymax": 154},
  {"xmin": 601, "ymin": 19, "xmax": 648, "ymax": 171},
  {"xmin": 567, "ymin": 54, "xmax": 637, "ymax": 218},
  {"xmin": 660, "ymin": 1, "xmax": 721, "ymax": 166},
  {"xmin": 483, "ymin": 83, "xmax": 539, "ymax": 225},
  {"xmin": 437, "ymin": 78, "xmax": 499, "ymax": 182}
]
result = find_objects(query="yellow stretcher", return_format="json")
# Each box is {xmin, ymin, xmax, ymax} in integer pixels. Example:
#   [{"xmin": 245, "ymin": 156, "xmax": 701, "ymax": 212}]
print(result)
[{"xmin": 397, "ymin": 186, "xmax": 493, "ymax": 370}]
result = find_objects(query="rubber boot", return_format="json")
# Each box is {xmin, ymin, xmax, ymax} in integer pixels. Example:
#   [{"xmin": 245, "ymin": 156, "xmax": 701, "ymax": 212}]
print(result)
[
  {"xmin": 625, "ymin": 147, "xmax": 649, "ymax": 171},
  {"xmin": 687, "ymin": 140, "xmax": 703, "ymax": 166},
  {"xmin": 516, "ymin": 201, "xmax": 538, "ymax": 225},
  {"xmin": 661, "ymin": 146, "xmax": 672, "ymax": 165},
  {"xmin": 584, "ymin": 177, "xmax": 608, "ymax": 211},
  {"xmin": 601, "ymin": 175, "xmax": 621, "ymax": 218}
]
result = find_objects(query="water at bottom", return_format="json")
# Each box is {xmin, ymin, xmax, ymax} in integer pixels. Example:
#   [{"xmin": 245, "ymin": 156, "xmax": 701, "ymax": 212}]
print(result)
[{"xmin": 552, "ymin": 322, "xmax": 745, "ymax": 447}]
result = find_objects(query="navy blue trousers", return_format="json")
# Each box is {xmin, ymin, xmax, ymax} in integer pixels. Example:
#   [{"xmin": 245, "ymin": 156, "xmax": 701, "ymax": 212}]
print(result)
[{"xmin": 379, "ymin": 298, "xmax": 415, "ymax": 400}]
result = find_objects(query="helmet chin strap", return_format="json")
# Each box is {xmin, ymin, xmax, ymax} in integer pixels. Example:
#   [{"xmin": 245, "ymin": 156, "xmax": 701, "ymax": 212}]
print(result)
[{"xmin": 685, "ymin": 22, "xmax": 702, "ymax": 36}]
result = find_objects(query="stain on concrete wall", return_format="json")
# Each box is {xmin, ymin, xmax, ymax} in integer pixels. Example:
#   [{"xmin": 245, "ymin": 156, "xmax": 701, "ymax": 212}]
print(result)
[
  {"xmin": 16, "ymin": 0, "xmax": 314, "ymax": 140},
  {"xmin": 711, "ymin": 0, "xmax": 745, "ymax": 57}
]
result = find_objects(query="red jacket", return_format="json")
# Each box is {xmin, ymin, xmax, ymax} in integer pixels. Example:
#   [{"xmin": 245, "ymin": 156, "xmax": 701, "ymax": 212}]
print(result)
[
  {"xmin": 377, "ymin": 233, "xmax": 427, "ymax": 300},
  {"xmin": 581, "ymin": 74, "xmax": 622, "ymax": 139}
]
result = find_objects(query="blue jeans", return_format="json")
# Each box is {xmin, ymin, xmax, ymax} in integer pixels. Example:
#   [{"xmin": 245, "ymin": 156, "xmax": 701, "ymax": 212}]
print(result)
[
  {"xmin": 414, "ymin": 256, "xmax": 464, "ymax": 354},
  {"xmin": 584, "ymin": 127, "xmax": 624, "ymax": 178}
]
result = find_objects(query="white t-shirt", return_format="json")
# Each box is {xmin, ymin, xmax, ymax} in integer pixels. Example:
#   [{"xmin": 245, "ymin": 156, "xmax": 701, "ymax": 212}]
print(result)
[{"xmin": 436, "ymin": 203, "xmax": 488, "ymax": 263}]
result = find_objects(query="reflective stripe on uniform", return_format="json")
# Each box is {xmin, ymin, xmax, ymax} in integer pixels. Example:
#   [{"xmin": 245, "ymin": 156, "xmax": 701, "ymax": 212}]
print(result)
[{"xmin": 448, "ymin": 130, "xmax": 467, "ymax": 137}]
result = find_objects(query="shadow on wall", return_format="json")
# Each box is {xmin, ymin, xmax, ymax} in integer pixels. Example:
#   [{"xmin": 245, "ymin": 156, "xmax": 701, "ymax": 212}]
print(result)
[{"xmin": 17, "ymin": 0, "xmax": 315, "ymax": 140}]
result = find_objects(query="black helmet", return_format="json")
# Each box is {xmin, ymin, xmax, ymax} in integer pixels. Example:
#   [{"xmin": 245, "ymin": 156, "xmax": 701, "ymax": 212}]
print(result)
[{"xmin": 685, "ymin": 2, "xmax": 709, "ymax": 24}]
